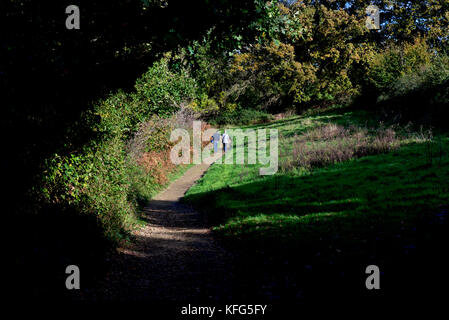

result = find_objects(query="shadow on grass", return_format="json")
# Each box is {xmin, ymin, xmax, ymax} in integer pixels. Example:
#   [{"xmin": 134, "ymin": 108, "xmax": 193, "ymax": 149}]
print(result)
[
  {"xmin": 184, "ymin": 141, "xmax": 449, "ymax": 303},
  {"xmin": 188, "ymin": 142, "xmax": 448, "ymax": 218}
]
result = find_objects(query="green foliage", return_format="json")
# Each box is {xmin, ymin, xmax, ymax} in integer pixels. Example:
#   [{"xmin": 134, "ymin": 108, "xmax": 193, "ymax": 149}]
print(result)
[
  {"xmin": 134, "ymin": 57, "xmax": 198, "ymax": 117},
  {"xmin": 250, "ymin": 0, "xmax": 290, "ymax": 42},
  {"xmin": 383, "ymin": 59, "xmax": 449, "ymax": 100},
  {"xmin": 210, "ymin": 107, "xmax": 274, "ymax": 126},
  {"xmin": 190, "ymin": 1, "xmax": 449, "ymax": 123},
  {"xmin": 36, "ymin": 56, "xmax": 200, "ymax": 243},
  {"xmin": 90, "ymin": 90, "xmax": 135, "ymax": 138},
  {"xmin": 188, "ymin": 92, "xmax": 220, "ymax": 116},
  {"xmin": 220, "ymin": 2, "xmax": 370, "ymax": 114},
  {"xmin": 367, "ymin": 38, "xmax": 433, "ymax": 95},
  {"xmin": 364, "ymin": 40, "xmax": 449, "ymax": 124},
  {"xmin": 40, "ymin": 137, "xmax": 132, "ymax": 241},
  {"xmin": 184, "ymin": 39, "xmax": 228, "ymax": 95}
]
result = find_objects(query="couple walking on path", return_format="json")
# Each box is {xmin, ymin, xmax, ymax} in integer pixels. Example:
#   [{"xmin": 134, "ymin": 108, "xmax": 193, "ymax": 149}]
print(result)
[{"xmin": 211, "ymin": 130, "xmax": 231, "ymax": 153}]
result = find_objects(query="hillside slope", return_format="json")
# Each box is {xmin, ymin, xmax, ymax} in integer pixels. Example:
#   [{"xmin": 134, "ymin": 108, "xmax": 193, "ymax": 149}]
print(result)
[{"xmin": 185, "ymin": 108, "xmax": 449, "ymax": 304}]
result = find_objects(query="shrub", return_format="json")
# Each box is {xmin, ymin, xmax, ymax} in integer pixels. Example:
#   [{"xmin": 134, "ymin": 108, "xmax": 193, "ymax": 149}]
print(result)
[
  {"xmin": 134, "ymin": 57, "xmax": 198, "ymax": 117},
  {"xmin": 34, "ymin": 56, "xmax": 201, "ymax": 245},
  {"xmin": 188, "ymin": 93, "xmax": 220, "ymax": 116},
  {"xmin": 376, "ymin": 53, "xmax": 449, "ymax": 125},
  {"xmin": 362, "ymin": 40, "xmax": 449, "ymax": 126},
  {"xmin": 379, "ymin": 55, "xmax": 449, "ymax": 102},
  {"xmin": 367, "ymin": 38, "xmax": 433, "ymax": 95}
]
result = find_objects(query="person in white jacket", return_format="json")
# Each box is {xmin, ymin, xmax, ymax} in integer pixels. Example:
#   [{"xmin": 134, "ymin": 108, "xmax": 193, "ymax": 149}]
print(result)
[{"xmin": 222, "ymin": 130, "xmax": 231, "ymax": 153}]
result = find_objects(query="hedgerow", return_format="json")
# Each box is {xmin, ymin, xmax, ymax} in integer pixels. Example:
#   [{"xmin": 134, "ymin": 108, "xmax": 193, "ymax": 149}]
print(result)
[{"xmin": 34, "ymin": 57, "xmax": 200, "ymax": 244}]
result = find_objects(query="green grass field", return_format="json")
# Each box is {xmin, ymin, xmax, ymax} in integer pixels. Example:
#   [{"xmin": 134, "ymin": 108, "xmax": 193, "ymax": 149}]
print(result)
[{"xmin": 184, "ymin": 107, "xmax": 449, "ymax": 301}]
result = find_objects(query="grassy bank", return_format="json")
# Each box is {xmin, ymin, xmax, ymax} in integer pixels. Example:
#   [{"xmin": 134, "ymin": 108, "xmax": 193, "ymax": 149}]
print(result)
[{"xmin": 184, "ymin": 108, "xmax": 449, "ymax": 302}]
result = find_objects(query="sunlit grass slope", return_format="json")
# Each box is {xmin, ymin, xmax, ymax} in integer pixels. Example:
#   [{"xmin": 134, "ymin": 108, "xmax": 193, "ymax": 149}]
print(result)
[{"xmin": 184, "ymin": 107, "xmax": 449, "ymax": 300}]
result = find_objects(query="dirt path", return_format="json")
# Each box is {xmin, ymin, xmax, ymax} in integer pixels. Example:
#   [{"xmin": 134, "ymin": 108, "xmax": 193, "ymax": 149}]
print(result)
[{"xmin": 85, "ymin": 156, "xmax": 237, "ymax": 301}]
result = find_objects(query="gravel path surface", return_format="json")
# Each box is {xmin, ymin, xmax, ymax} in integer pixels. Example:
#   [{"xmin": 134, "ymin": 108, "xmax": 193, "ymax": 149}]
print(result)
[{"xmin": 84, "ymin": 156, "xmax": 237, "ymax": 301}]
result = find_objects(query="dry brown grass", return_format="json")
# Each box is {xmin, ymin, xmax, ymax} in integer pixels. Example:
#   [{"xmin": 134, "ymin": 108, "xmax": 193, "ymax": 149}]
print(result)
[
  {"xmin": 281, "ymin": 124, "xmax": 401, "ymax": 171},
  {"xmin": 134, "ymin": 113, "xmax": 213, "ymax": 185},
  {"xmin": 137, "ymin": 149, "xmax": 175, "ymax": 185}
]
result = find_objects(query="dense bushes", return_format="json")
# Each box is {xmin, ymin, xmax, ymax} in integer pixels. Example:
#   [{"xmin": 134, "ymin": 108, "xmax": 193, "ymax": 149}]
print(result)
[
  {"xmin": 33, "ymin": 57, "xmax": 200, "ymax": 247},
  {"xmin": 367, "ymin": 38, "xmax": 432, "ymax": 95},
  {"xmin": 363, "ymin": 38, "xmax": 449, "ymax": 124},
  {"xmin": 134, "ymin": 57, "xmax": 198, "ymax": 117}
]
